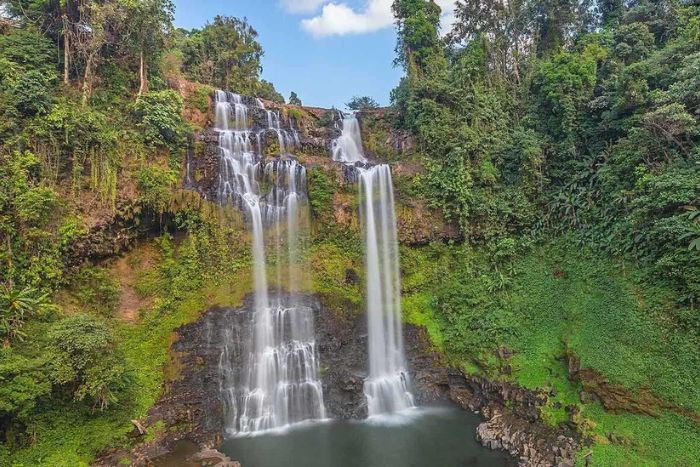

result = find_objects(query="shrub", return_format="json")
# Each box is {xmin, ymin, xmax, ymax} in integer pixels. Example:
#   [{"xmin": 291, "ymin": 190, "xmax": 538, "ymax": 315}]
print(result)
[
  {"xmin": 137, "ymin": 165, "xmax": 177, "ymax": 211},
  {"xmin": 132, "ymin": 90, "xmax": 186, "ymax": 150},
  {"xmin": 47, "ymin": 315, "xmax": 130, "ymax": 411},
  {"xmin": 67, "ymin": 268, "xmax": 120, "ymax": 317},
  {"xmin": 0, "ymin": 285, "xmax": 56, "ymax": 345}
]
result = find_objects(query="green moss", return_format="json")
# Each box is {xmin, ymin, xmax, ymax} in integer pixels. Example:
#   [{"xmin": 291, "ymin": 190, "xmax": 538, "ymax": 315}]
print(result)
[
  {"xmin": 144, "ymin": 420, "xmax": 166, "ymax": 443},
  {"xmin": 309, "ymin": 242, "xmax": 363, "ymax": 317},
  {"xmin": 578, "ymin": 405, "xmax": 700, "ymax": 466},
  {"xmin": 358, "ymin": 112, "xmax": 401, "ymax": 162},
  {"xmin": 507, "ymin": 242, "xmax": 699, "ymax": 413},
  {"xmin": 399, "ymin": 244, "xmax": 446, "ymax": 351},
  {"xmin": 286, "ymin": 107, "xmax": 305, "ymax": 123},
  {"xmin": 306, "ymin": 168, "xmax": 335, "ymax": 220}
]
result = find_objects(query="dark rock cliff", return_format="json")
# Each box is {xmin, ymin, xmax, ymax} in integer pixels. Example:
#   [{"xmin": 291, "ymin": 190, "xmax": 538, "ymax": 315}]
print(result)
[{"xmin": 94, "ymin": 293, "xmax": 579, "ymax": 467}]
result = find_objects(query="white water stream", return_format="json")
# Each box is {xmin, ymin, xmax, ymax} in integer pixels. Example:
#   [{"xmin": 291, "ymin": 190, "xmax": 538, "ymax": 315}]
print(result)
[
  {"xmin": 332, "ymin": 113, "xmax": 415, "ymax": 416},
  {"xmin": 214, "ymin": 90, "xmax": 325, "ymax": 435}
]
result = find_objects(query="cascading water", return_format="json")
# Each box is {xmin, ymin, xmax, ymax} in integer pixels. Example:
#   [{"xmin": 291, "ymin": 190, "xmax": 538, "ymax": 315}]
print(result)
[
  {"xmin": 214, "ymin": 90, "xmax": 325, "ymax": 435},
  {"xmin": 332, "ymin": 113, "xmax": 367, "ymax": 163},
  {"xmin": 359, "ymin": 165, "xmax": 414, "ymax": 415},
  {"xmin": 331, "ymin": 112, "xmax": 415, "ymax": 416}
]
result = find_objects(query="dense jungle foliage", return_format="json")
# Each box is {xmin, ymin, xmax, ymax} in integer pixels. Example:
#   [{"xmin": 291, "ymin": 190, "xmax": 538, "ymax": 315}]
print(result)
[
  {"xmin": 389, "ymin": 0, "xmax": 699, "ymax": 464},
  {"xmin": 0, "ymin": 0, "xmax": 698, "ymax": 465},
  {"xmin": 0, "ymin": 0, "xmax": 269, "ymax": 463},
  {"xmin": 392, "ymin": 0, "xmax": 700, "ymax": 312}
]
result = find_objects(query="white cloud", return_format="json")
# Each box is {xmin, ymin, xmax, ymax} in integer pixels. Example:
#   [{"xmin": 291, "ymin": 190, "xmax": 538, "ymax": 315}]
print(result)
[
  {"xmin": 301, "ymin": 0, "xmax": 394, "ymax": 38},
  {"xmin": 280, "ymin": 0, "xmax": 328, "ymax": 14},
  {"xmin": 435, "ymin": 0, "xmax": 458, "ymax": 34},
  {"xmin": 300, "ymin": 0, "xmax": 458, "ymax": 38}
]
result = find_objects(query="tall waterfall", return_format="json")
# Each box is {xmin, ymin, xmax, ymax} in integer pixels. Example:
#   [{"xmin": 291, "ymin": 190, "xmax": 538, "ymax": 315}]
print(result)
[
  {"xmin": 214, "ymin": 90, "xmax": 325, "ymax": 435},
  {"xmin": 332, "ymin": 112, "xmax": 415, "ymax": 416}
]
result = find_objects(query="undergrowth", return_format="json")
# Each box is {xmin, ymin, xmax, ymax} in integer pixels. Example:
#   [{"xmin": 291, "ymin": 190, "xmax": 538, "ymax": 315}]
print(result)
[{"xmin": 400, "ymin": 237, "xmax": 699, "ymax": 466}]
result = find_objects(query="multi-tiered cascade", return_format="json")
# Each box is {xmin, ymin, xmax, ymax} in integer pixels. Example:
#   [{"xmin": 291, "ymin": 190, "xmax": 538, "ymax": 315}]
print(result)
[
  {"xmin": 214, "ymin": 90, "xmax": 325, "ymax": 435},
  {"xmin": 332, "ymin": 113, "xmax": 415, "ymax": 416},
  {"xmin": 332, "ymin": 113, "xmax": 367, "ymax": 163}
]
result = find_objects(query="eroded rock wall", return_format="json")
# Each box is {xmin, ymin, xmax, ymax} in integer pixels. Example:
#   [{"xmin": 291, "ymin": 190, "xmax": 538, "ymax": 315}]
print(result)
[{"xmin": 186, "ymin": 95, "xmax": 460, "ymax": 246}]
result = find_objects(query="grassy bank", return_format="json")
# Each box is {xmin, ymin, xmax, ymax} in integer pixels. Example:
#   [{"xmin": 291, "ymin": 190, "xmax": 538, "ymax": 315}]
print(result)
[{"xmin": 400, "ymin": 238, "xmax": 699, "ymax": 466}]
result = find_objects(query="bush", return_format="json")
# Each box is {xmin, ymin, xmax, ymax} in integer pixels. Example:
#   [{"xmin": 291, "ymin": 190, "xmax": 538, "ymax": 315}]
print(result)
[
  {"xmin": 346, "ymin": 95, "xmax": 379, "ymax": 110},
  {"xmin": 10, "ymin": 70, "xmax": 54, "ymax": 117},
  {"xmin": 137, "ymin": 166, "xmax": 177, "ymax": 211},
  {"xmin": 0, "ymin": 286, "xmax": 56, "ymax": 345},
  {"xmin": 0, "ymin": 349, "xmax": 51, "ymax": 443},
  {"xmin": 132, "ymin": 90, "xmax": 186, "ymax": 150},
  {"xmin": 47, "ymin": 315, "xmax": 130, "ymax": 411},
  {"xmin": 67, "ymin": 268, "xmax": 120, "ymax": 317}
]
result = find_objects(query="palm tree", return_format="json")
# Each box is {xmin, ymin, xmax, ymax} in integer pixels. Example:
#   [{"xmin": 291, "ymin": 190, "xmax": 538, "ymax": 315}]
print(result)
[{"xmin": 0, "ymin": 285, "xmax": 54, "ymax": 346}]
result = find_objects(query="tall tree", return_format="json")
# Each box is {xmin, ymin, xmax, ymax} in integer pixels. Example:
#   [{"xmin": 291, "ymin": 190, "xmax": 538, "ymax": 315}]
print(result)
[
  {"xmin": 392, "ymin": 0, "xmax": 444, "ymax": 78},
  {"xmin": 69, "ymin": 0, "xmax": 126, "ymax": 104},
  {"xmin": 182, "ymin": 15, "xmax": 263, "ymax": 91},
  {"xmin": 449, "ymin": 0, "xmax": 532, "ymax": 82},
  {"xmin": 288, "ymin": 91, "xmax": 302, "ymax": 106},
  {"xmin": 121, "ymin": 0, "xmax": 174, "ymax": 96}
]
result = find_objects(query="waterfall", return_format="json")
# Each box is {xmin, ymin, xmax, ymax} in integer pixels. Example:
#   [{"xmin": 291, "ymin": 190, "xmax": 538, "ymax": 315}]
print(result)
[
  {"xmin": 331, "ymin": 112, "xmax": 415, "ymax": 416},
  {"xmin": 214, "ymin": 90, "xmax": 325, "ymax": 435},
  {"xmin": 332, "ymin": 113, "xmax": 367, "ymax": 163},
  {"xmin": 359, "ymin": 166, "xmax": 414, "ymax": 416},
  {"xmin": 266, "ymin": 109, "xmax": 299, "ymax": 154}
]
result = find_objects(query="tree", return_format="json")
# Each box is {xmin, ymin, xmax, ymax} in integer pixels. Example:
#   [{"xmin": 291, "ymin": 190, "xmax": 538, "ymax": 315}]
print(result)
[
  {"xmin": 346, "ymin": 95, "xmax": 380, "ymax": 111},
  {"xmin": 392, "ymin": 0, "xmax": 445, "ymax": 77},
  {"xmin": 47, "ymin": 314, "xmax": 130, "ymax": 410},
  {"xmin": 131, "ymin": 89, "xmax": 186, "ymax": 149},
  {"xmin": 289, "ymin": 91, "xmax": 302, "ymax": 106},
  {"xmin": 181, "ymin": 15, "xmax": 263, "ymax": 91},
  {"xmin": 448, "ymin": 0, "xmax": 533, "ymax": 82},
  {"xmin": 255, "ymin": 79, "xmax": 284, "ymax": 103},
  {"xmin": 122, "ymin": 0, "xmax": 174, "ymax": 96},
  {"xmin": 70, "ymin": 0, "xmax": 126, "ymax": 104}
]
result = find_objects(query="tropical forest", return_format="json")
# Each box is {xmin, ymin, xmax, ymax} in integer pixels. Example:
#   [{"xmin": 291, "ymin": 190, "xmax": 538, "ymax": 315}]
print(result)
[{"xmin": 0, "ymin": 0, "xmax": 698, "ymax": 465}]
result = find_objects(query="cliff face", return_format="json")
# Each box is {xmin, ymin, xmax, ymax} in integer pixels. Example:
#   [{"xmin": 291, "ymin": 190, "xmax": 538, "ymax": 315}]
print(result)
[
  {"xmin": 92, "ymin": 93, "xmax": 577, "ymax": 467},
  {"xmin": 185, "ymin": 94, "xmax": 459, "ymax": 246},
  {"xmin": 94, "ymin": 294, "xmax": 579, "ymax": 467}
]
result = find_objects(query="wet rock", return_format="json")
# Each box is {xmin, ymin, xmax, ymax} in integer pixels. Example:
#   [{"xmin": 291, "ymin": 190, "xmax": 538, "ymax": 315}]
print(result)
[
  {"xmin": 476, "ymin": 413, "xmax": 579, "ymax": 467},
  {"xmin": 96, "ymin": 293, "xmax": 582, "ymax": 467},
  {"xmin": 192, "ymin": 448, "xmax": 240, "ymax": 467},
  {"xmin": 344, "ymin": 268, "xmax": 359, "ymax": 285},
  {"xmin": 316, "ymin": 299, "xmax": 451, "ymax": 419}
]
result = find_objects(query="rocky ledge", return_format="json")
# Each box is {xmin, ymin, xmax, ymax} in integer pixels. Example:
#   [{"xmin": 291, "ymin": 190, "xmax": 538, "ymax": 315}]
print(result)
[{"xmin": 94, "ymin": 293, "xmax": 580, "ymax": 466}]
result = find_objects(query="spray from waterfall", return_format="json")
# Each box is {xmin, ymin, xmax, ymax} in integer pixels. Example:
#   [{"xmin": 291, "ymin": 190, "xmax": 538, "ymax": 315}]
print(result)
[
  {"xmin": 214, "ymin": 90, "xmax": 325, "ymax": 435},
  {"xmin": 332, "ymin": 112, "xmax": 415, "ymax": 416}
]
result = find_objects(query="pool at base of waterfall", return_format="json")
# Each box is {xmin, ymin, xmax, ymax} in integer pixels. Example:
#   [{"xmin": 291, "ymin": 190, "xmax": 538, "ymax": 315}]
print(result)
[{"xmin": 220, "ymin": 405, "xmax": 514, "ymax": 467}]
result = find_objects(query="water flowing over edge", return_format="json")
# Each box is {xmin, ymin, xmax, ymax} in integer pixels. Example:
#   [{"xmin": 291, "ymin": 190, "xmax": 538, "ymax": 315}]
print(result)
[
  {"xmin": 332, "ymin": 113, "xmax": 367, "ymax": 164},
  {"xmin": 213, "ymin": 90, "xmax": 326, "ymax": 436},
  {"xmin": 331, "ymin": 112, "xmax": 415, "ymax": 416}
]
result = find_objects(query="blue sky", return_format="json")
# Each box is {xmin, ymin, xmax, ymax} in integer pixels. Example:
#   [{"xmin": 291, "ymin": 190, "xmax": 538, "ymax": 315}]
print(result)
[
  {"xmin": 172, "ymin": 0, "xmax": 457, "ymax": 108},
  {"xmin": 172, "ymin": 0, "xmax": 400, "ymax": 108}
]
